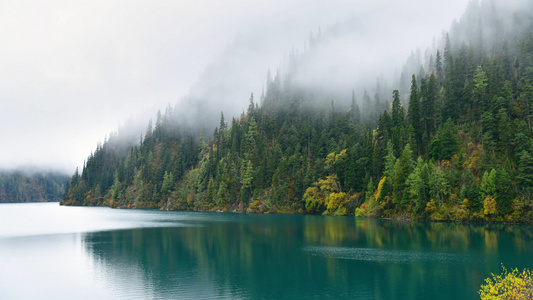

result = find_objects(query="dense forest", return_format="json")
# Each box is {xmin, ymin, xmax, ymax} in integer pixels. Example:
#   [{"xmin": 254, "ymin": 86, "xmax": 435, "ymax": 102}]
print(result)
[
  {"xmin": 0, "ymin": 171, "xmax": 68, "ymax": 203},
  {"xmin": 62, "ymin": 0, "xmax": 533, "ymax": 223}
]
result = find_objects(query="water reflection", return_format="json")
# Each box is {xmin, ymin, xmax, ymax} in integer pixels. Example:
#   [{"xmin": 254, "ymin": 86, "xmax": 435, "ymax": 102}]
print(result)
[{"xmin": 80, "ymin": 214, "xmax": 533, "ymax": 300}]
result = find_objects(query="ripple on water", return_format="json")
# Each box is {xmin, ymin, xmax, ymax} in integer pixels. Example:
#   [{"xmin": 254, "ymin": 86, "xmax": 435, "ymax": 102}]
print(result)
[{"xmin": 302, "ymin": 245, "xmax": 483, "ymax": 264}]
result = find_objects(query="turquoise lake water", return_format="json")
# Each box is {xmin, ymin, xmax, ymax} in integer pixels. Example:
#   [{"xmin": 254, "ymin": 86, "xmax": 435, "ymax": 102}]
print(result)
[{"xmin": 1, "ymin": 202, "xmax": 532, "ymax": 299}]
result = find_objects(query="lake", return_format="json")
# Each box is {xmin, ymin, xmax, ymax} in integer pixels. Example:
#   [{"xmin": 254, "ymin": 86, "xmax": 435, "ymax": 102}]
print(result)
[{"xmin": 0, "ymin": 202, "xmax": 532, "ymax": 299}]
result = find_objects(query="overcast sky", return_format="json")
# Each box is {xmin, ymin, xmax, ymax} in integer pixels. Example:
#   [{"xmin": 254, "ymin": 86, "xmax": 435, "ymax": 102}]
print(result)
[{"xmin": 0, "ymin": 0, "xmax": 471, "ymax": 174}]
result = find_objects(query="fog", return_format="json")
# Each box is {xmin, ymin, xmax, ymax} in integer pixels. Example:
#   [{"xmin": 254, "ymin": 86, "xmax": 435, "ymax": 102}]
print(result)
[{"xmin": 0, "ymin": 0, "xmax": 473, "ymax": 174}]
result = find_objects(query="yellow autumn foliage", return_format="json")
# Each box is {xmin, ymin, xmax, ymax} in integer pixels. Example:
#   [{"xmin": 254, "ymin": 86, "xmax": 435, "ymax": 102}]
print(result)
[
  {"xmin": 324, "ymin": 149, "xmax": 347, "ymax": 170},
  {"xmin": 326, "ymin": 192, "xmax": 346, "ymax": 215},
  {"xmin": 303, "ymin": 186, "xmax": 323, "ymax": 213},
  {"xmin": 365, "ymin": 176, "xmax": 387, "ymax": 217},
  {"xmin": 374, "ymin": 176, "xmax": 386, "ymax": 203},
  {"xmin": 324, "ymin": 152, "xmax": 336, "ymax": 170},
  {"xmin": 484, "ymin": 197, "xmax": 498, "ymax": 217},
  {"xmin": 479, "ymin": 265, "xmax": 533, "ymax": 299}
]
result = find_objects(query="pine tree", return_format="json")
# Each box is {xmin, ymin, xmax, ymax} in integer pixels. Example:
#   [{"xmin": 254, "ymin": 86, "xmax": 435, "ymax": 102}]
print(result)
[
  {"xmin": 517, "ymin": 150, "xmax": 533, "ymax": 200},
  {"xmin": 473, "ymin": 66, "xmax": 488, "ymax": 122},
  {"xmin": 391, "ymin": 90, "xmax": 404, "ymax": 157},
  {"xmin": 436, "ymin": 49, "xmax": 443, "ymax": 83},
  {"xmin": 350, "ymin": 90, "xmax": 361, "ymax": 124},
  {"xmin": 406, "ymin": 157, "xmax": 430, "ymax": 214},
  {"xmin": 426, "ymin": 73, "xmax": 438, "ymax": 135},
  {"xmin": 247, "ymin": 93, "xmax": 255, "ymax": 115},
  {"xmin": 393, "ymin": 144, "xmax": 414, "ymax": 206},
  {"xmin": 408, "ymin": 75, "xmax": 421, "ymax": 155},
  {"xmin": 443, "ymin": 33, "xmax": 452, "ymax": 75}
]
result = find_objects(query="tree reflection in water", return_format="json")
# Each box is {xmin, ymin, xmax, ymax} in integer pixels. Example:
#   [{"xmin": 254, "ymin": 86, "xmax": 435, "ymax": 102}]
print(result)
[{"xmin": 82, "ymin": 213, "xmax": 533, "ymax": 299}]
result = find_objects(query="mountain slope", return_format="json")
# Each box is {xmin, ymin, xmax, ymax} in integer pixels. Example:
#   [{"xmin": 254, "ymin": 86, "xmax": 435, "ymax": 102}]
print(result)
[
  {"xmin": 0, "ymin": 171, "xmax": 68, "ymax": 203},
  {"xmin": 62, "ymin": 0, "xmax": 533, "ymax": 222}
]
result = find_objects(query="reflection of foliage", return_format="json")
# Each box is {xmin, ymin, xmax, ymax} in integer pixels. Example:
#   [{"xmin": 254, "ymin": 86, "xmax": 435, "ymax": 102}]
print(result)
[
  {"xmin": 479, "ymin": 265, "xmax": 533, "ymax": 300},
  {"xmin": 81, "ymin": 211, "xmax": 533, "ymax": 299}
]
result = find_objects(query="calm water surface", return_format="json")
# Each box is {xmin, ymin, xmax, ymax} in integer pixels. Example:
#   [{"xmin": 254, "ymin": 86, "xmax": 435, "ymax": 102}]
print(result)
[{"xmin": 1, "ymin": 202, "xmax": 532, "ymax": 299}]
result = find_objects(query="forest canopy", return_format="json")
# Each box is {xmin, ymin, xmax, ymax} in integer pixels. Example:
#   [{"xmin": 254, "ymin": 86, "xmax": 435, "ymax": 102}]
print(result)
[
  {"xmin": 62, "ymin": 0, "xmax": 533, "ymax": 223},
  {"xmin": 0, "ymin": 171, "xmax": 68, "ymax": 203}
]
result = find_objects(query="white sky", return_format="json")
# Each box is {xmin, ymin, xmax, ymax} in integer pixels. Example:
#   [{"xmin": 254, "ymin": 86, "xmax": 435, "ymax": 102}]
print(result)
[{"xmin": 0, "ymin": 0, "xmax": 471, "ymax": 174}]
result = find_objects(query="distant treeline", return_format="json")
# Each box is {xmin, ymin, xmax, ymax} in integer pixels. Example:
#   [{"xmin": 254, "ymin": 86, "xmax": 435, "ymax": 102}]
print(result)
[
  {"xmin": 0, "ymin": 171, "xmax": 68, "ymax": 203},
  {"xmin": 62, "ymin": 1, "xmax": 533, "ymax": 223}
]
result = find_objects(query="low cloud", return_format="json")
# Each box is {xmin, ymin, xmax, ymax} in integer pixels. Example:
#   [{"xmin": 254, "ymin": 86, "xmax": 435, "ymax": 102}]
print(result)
[{"xmin": 0, "ymin": 0, "xmax": 471, "ymax": 173}]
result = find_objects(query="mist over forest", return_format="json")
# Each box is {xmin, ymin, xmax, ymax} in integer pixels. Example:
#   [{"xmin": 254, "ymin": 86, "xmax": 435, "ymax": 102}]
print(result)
[
  {"xmin": 162, "ymin": 0, "xmax": 533, "ymax": 132},
  {"xmin": 60, "ymin": 0, "xmax": 533, "ymax": 224},
  {"xmin": 0, "ymin": 170, "xmax": 68, "ymax": 203},
  {"xmin": 144, "ymin": 0, "xmax": 533, "ymax": 134},
  {"xmin": 168, "ymin": 2, "xmax": 472, "ymax": 131},
  {"xmin": 1, "ymin": 0, "xmax": 478, "ymax": 175}
]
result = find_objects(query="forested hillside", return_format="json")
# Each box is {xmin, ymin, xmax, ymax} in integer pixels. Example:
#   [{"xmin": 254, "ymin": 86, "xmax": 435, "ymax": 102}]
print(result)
[
  {"xmin": 62, "ymin": 0, "xmax": 533, "ymax": 223},
  {"xmin": 0, "ymin": 171, "xmax": 68, "ymax": 203}
]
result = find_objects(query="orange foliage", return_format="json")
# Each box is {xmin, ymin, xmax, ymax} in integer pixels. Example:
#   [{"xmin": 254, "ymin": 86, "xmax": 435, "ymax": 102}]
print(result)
[
  {"xmin": 248, "ymin": 200, "xmax": 261, "ymax": 213},
  {"xmin": 441, "ymin": 160, "xmax": 451, "ymax": 169}
]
